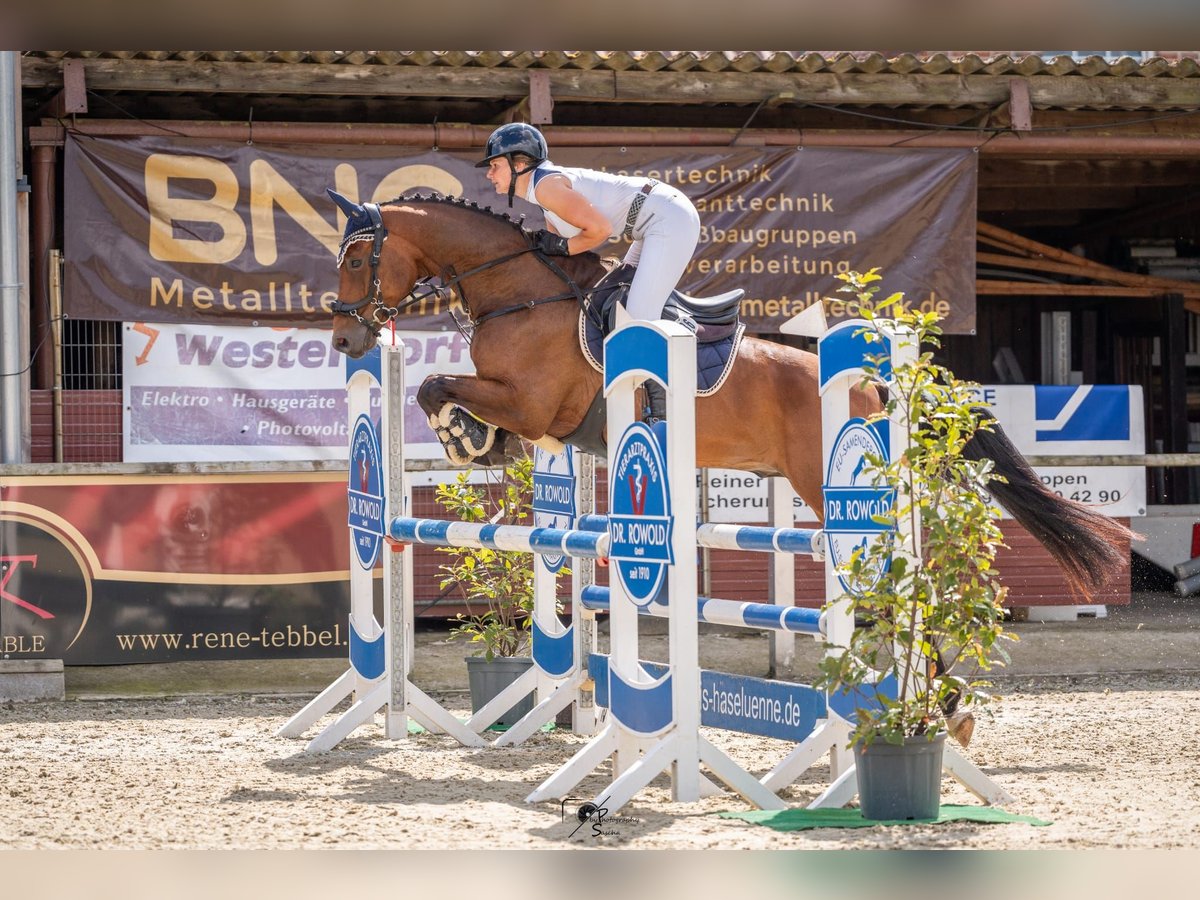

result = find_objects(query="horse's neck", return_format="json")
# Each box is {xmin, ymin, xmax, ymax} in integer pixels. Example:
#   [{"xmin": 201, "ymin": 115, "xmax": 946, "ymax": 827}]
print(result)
[
  {"xmin": 391, "ymin": 203, "xmax": 605, "ymax": 311},
  {"xmin": 402, "ymin": 206, "xmax": 527, "ymax": 279}
]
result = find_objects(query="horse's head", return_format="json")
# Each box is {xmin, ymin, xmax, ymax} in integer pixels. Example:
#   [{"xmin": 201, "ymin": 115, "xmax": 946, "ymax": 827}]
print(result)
[{"xmin": 326, "ymin": 189, "xmax": 420, "ymax": 358}]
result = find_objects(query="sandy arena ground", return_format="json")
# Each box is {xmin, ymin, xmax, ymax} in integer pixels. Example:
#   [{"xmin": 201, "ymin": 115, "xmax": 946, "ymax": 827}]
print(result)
[{"xmin": 2, "ymin": 591, "xmax": 1199, "ymax": 850}]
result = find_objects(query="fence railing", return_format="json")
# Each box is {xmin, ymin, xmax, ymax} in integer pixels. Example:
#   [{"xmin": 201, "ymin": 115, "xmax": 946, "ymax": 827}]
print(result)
[{"xmin": 1025, "ymin": 454, "xmax": 1200, "ymax": 467}]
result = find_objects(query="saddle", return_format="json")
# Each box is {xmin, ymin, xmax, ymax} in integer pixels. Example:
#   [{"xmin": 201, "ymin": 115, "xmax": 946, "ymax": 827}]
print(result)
[
  {"xmin": 565, "ymin": 263, "xmax": 746, "ymax": 458},
  {"xmin": 585, "ymin": 263, "xmax": 744, "ymax": 343}
]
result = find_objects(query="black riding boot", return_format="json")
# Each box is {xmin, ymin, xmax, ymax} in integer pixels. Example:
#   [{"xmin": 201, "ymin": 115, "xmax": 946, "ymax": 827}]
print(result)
[{"xmin": 641, "ymin": 380, "xmax": 667, "ymax": 423}]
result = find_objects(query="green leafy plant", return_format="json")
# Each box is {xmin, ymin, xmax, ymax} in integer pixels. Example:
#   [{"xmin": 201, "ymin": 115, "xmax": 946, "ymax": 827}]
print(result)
[
  {"xmin": 436, "ymin": 456, "xmax": 536, "ymax": 661},
  {"xmin": 815, "ymin": 269, "xmax": 1017, "ymax": 749}
]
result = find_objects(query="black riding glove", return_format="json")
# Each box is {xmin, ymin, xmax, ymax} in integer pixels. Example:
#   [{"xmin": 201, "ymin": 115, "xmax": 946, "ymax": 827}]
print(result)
[{"xmin": 531, "ymin": 229, "xmax": 571, "ymax": 256}]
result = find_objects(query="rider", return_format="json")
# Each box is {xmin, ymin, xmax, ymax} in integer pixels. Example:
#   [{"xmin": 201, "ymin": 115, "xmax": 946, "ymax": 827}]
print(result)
[{"xmin": 476, "ymin": 122, "xmax": 701, "ymax": 324}]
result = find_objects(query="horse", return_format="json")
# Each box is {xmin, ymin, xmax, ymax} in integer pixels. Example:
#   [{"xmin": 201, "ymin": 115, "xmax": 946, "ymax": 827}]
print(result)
[{"xmin": 325, "ymin": 190, "xmax": 1135, "ymax": 602}]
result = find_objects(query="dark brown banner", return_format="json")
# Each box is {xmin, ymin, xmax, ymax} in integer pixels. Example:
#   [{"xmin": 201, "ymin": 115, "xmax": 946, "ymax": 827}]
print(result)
[{"xmin": 64, "ymin": 135, "xmax": 977, "ymax": 333}]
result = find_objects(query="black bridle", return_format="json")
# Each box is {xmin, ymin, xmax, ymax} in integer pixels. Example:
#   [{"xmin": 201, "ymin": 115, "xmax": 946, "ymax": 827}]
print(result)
[
  {"xmin": 329, "ymin": 203, "xmax": 396, "ymax": 336},
  {"xmin": 331, "ymin": 203, "xmax": 591, "ymax": 339}
]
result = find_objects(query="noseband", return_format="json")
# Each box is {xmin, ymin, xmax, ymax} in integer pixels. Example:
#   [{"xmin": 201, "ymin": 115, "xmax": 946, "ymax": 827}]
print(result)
[{"xmin": 332, "ymin": 202, "xmax": 587, "ymax": 338}]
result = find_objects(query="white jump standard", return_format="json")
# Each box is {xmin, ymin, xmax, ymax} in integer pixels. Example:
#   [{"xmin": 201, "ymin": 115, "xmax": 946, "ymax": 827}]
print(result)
[
  {"xmin": 527, "ymin": 320, "xmax": 789, "ymax": 813},
  {"xmin": 280, "ymin": 343, "xmax": 597, "ymax": 752}
]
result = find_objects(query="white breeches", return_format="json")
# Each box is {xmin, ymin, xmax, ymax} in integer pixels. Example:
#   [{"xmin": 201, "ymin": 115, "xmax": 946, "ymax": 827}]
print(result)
[{"xmin": 620, "ymin": 185, "xmax": 701, "ymax": 321}]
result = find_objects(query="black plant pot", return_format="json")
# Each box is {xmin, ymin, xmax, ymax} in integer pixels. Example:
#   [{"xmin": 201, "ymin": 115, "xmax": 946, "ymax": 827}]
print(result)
[
  {"xmin": 854, "ymin": 732, "xmax": 946, "ymax": 821},
  {"xmin": 465, "ymin": 655, "xmax": 535, "ymax": 728}
]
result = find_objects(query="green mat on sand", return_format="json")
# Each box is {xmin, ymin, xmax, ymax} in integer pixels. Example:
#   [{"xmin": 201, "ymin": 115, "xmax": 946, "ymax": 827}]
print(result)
[{"xmin": 719, "ymin": 805, "xmax": 1051, "ymax": 831}]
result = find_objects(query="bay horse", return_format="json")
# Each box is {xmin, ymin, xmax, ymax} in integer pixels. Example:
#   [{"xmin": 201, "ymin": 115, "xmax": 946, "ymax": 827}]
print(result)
[{"xmin": 325, "ymin": 190, "xmax": 1134, "ymax": 601}]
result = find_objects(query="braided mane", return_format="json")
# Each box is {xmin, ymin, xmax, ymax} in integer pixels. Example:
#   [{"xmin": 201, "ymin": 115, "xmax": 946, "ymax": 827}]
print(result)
[
  {"xmin": 385, "ymin": 191, "xmax": 533, "ymax": 233},
  {"xmin": 382, "ymin": 191, "xmax": 607, "ymax": 279}
]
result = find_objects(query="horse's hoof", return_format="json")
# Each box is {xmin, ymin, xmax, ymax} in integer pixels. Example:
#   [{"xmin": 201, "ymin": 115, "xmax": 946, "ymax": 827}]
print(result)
[
  {"xmin": 430, "ymin": 406, "xmax": 498, "ymax": 465},
  {"xmin": 442, "ymin": 435, "xmax": 475, "ymax": 466},
  {"xmin": 946, "ymin": 709, "xmax": 975, "ymax": 748},
  {"xmin": 460, "ymin": 425, "xmax": 495, "ymax": 457},
  {"xmin": 434, "ymin": 404, "xmax": 496, "ymax": 457},
  {"xmin": 456, "ymin": 408, "xmax": 496, "ymax": 456}
]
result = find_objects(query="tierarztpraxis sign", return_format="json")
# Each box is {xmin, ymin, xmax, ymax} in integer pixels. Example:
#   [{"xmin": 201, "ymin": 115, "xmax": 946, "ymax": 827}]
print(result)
[{"xmin": 65, "ymin": 135, "xmax": 977, "ymax": 333}]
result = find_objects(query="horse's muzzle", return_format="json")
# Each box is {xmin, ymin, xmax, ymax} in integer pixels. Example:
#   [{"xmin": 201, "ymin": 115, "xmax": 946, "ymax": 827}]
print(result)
[{"xmin": 331, "ymin": 331, "xmax": 367, "ymax": 359}]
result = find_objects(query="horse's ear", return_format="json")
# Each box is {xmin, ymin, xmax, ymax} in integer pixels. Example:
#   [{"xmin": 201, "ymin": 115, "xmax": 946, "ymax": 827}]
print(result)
[{"xmin": 326, "ymin": 189, "xmax": 364, "ymax": 218}]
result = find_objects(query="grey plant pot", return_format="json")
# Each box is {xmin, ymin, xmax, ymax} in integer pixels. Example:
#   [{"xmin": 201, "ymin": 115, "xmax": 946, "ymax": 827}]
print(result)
[
  {"xmin": 465, "ymin": 655, "xmax": 535, "ymax": 728},
  {"xmin": 853, "ymin": 731, "xmax": 947, "ymax": 821}
]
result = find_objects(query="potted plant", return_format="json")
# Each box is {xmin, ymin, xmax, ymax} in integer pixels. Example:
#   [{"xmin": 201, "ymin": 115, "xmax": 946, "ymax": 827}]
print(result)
[
  {"xmin": 816, "ymin": 269, "xmax": 1015, "ymax": 820},
  {"xmin": 436, "ymin": 455, "xmax": 538, "ymax": 728}
]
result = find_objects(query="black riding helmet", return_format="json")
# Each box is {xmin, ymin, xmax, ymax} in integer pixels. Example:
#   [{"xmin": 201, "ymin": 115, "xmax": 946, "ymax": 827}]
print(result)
[{"xmin": 476, "ymin": 123, "xmax": 549, "ymax": 207}]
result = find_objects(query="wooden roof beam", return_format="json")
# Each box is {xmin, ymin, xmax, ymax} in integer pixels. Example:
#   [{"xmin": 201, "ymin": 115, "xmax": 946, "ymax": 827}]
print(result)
[
  {"xmin": 26, "ymin": 120, "xmax": 1200, "ymax": 159},
  {"xmin": 978, "ymin": 186, "xmax": 1141, "ymax": 210},
  {"xmin": 980, "ymin": 159, "xmax": 1200, "ymax": 188},
  {"xmin": 21, "ymin": 57, "xmax": 1200, "ymax": 111}
]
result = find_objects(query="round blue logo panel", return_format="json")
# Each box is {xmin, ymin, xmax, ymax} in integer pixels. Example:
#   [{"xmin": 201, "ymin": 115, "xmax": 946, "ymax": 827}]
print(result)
[
  {"xmin": 347, "ymin": 414, "xmax": 385, "ymax": 570},
  {"xmin": 823, "ymin": 418, "xmax": 893, "ymax": 596},
  {"xmin": 609, "ymin": 422, "xmax": 674, "ymax": 607}
]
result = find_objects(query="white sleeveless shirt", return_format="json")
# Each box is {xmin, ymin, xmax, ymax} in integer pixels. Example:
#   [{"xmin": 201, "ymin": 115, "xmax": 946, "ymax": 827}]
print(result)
[{"xmin": 524, "ymin": 162, "xmax": 647, "ymax": 239}]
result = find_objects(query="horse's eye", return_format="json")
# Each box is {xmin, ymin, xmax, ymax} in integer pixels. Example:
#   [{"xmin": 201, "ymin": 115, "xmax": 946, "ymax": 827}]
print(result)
[{"xmin": 348, "ymin": 258, "xmax": 363, "ymax": 270}]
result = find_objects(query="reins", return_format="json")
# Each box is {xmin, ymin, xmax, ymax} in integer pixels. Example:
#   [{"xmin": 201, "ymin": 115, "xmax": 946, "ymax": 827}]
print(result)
[
  {"xmin": 468, "ymin": 253, "xmax": 587, "ymax": 328},
  {"xmin": 332, "ymin": 200, "xmax": 597, "ymax": 338}
]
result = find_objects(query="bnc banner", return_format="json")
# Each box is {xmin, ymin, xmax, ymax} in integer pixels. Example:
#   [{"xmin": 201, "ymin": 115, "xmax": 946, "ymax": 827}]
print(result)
[
  {"xmin": 122, "ymin": 322, "xmax": 475, "ymax": 464},
  {"xmin": 65, "ymin": 135, "xmax": 977, "ymax": 334}
]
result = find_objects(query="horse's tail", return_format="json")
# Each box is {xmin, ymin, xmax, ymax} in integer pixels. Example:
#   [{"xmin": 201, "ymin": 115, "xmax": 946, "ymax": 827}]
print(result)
[{"xmin": 963, "ymin": 407, "xmax": 1139, "ymax": 601}]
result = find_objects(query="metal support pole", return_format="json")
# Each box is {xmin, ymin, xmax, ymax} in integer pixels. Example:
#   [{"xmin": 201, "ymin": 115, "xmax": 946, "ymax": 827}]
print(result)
[
  {"xmin": 766, "ymin": 477, "xmax": 796, "ymax": 679},
  {"xmin": 1, "ymin": 50, "xmax": 28, "ymax": 462}
]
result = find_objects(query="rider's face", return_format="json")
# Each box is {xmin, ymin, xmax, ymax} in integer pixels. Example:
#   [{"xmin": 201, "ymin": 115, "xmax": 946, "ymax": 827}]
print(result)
[{"xmin": 485, "ymin": 158, "xmax": 512, "ymax": 194}]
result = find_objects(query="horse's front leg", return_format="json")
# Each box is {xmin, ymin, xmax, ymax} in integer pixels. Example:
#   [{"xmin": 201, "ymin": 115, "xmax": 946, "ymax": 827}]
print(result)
[{"xmin": 417, "ymin": 374, "xmax": 563, "ymax": 466}]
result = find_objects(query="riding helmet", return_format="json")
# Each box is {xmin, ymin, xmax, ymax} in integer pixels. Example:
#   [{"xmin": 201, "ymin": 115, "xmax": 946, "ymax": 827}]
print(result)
[{"xmin": 475, "ymin": 123, "xmax": 549, "ymax": 168}]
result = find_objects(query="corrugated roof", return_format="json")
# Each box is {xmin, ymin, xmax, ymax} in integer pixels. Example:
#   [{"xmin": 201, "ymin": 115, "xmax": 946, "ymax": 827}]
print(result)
[{"xmin": 23, "ymin": 49, "xmax": 1200, "ymax": 78}]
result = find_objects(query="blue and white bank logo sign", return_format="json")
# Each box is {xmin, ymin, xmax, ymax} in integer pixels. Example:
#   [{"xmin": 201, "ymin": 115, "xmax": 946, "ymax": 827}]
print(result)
[
  {"xmin": 347, "ymin": 414, "xmax": 385, "ymax": 570},
  {"xmin": 609, "ymin": 422, "xmax": 674, "ymax": 607},
  {"xmin": 823, "ymin": 418, "xmax": 893, "ymax": 596},
  {"xmin": 533, "ymin": 447, "xmax": 577, "ymax": 574}
]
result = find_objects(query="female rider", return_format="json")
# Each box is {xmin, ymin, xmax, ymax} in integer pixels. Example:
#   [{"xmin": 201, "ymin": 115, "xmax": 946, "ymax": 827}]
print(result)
[{"xmin": 477, "ymin": 122, "xmax": 701, "ymax": 323}]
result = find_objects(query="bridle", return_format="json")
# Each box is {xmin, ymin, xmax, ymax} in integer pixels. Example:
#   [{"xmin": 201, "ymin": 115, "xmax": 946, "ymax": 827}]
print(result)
[
  {"xmin": 329, "ymin": 203, "xmax": 401, "ymax": 337},
  {"xmin": 331, "ymin": 202, "xmax": 591, "ymax": 340}
]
